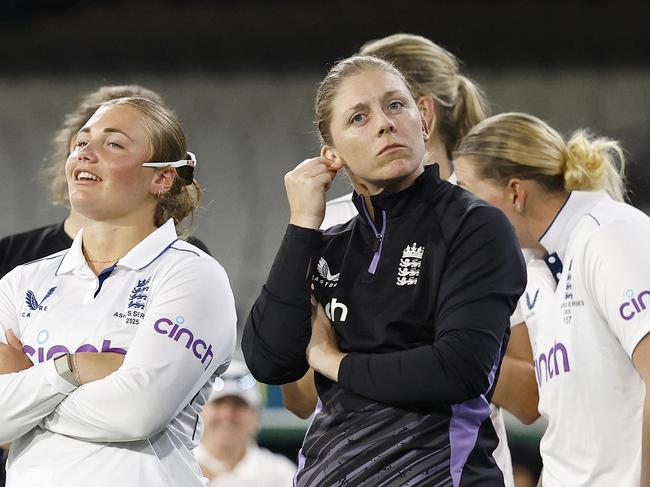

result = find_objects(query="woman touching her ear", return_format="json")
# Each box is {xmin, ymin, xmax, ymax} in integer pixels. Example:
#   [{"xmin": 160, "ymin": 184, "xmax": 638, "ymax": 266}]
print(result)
[
  {"xmin": 243, "ymin": 56, "xmax": 525, "ymax": 487},
  {"xmin": 283, "ymin": 33, "xmax": 537, "ymax": 487}
]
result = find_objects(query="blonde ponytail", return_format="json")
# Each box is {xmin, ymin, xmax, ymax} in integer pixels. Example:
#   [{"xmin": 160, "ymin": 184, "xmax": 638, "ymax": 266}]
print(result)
[
  {"xmin": 449, "ymin": 75, "xmax": 488, "ymax": 153},
  {"xmin": 564, "ymin": 130, "xmax": 626, "ymax": 201},
  {"xmin": 358, "ymin": 33, "xmax": 488, "ymax": 159},
  {"xmin": 454, "ymin": 112, "xmax": 628, "ymax": 201}
]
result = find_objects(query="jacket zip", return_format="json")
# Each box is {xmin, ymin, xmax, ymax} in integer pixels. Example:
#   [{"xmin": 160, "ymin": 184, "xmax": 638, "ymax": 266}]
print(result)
[{"xmin": 360, "ymin": 196, "xmax": 387, "ymax": 275}]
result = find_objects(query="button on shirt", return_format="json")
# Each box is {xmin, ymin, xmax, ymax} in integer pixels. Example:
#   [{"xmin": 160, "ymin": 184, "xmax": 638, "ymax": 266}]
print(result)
[
  {"xmin": 0, "ymin": 219, "xmax": 237, "ymax": 487},
  {"xmin": 514, "ymin": 190, "xmax": 650, "ymax": 487}
]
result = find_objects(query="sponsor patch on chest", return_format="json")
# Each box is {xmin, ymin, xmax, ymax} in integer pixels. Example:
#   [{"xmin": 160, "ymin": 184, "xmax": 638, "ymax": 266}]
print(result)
[{"xmin": 312, "ymin": 258, "xmax": 340, "ymax": 288}]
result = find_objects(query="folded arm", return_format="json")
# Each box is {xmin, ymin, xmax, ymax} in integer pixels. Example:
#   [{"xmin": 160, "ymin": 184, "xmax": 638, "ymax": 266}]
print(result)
[
  {"xmin": 311, "ymin": 206, "xmax": 527, "ymax": 407},
  {"xmin": 42, "ymin": 259, "xmax": 237, "ymax": 442}
]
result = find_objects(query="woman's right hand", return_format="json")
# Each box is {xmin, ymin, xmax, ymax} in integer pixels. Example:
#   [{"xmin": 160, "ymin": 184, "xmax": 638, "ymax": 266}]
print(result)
[
  {"xmin": 72, "ymin": 352, "xmax": 125, "ymax": 385},
  {"xmin": 285, "ymin": 157, "xmax": 338, "ymax": 229}
]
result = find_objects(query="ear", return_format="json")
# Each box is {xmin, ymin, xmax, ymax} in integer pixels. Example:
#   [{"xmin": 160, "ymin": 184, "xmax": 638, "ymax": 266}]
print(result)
[
  {"xmin": 149, "ymin": 167, "xmax": 176, "ymax": 197},
  {"xmin": 417, "ymin": 95, "xmax": 436, "ymax": 132},
  {"xmin": 420, "ymin": 113, "xmax": 431, "ymax": 143},
  {"xmin": 320, "ymin": 145, "xmax": 345, "ymax": 171},
  {"xmin": 506, "ymin": 178, "xmax": 527, "ymax": 213}
]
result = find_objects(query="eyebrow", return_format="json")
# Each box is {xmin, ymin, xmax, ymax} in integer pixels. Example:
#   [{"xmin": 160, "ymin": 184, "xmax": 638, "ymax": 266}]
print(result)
[
  {"xmin": 78, "ymin": 127, "xmax": 134, "ymax": 141},
  {"xmin": 343, "ymin": 89, "xmax": 410, "ymax": 118}
]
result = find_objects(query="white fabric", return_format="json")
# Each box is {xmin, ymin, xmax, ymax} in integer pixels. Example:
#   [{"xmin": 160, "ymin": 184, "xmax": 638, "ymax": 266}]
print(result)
[
  {"xmin": 0, "ymin": 219, "xmax": 237, "ymax": 487},
  {"xmin": 322, "ymin": 181, "xmax": 516, "ymax": 487},
  {"xmin": 517, "ymin": 190, "xmax": 650, "ymax": 487},
  {"xmin": 194, "ymin": 443, "xmax": 296, "ymax": 487},
  {"xmin": 321, "ymin": 192, "xmax": 358, "ymax": 230}
]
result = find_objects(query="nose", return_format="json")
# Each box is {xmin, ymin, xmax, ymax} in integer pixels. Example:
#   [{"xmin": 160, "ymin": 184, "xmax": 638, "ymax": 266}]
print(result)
[
  {"xmin": 377, "ymin": 112, "xmax": 396, "ymax": 137},
  {"xmin": 75, "ymin": 141, "xmax": 98, "ymax": 163}
]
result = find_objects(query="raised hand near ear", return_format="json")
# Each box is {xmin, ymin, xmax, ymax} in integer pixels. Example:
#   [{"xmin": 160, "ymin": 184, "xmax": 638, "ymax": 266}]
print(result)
[{"xmin": 285, "ymin": 157, "xmax": 339, "ymax": 229}]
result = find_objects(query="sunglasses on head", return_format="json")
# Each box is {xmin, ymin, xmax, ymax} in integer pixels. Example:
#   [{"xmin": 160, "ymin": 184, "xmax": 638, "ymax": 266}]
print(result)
[{"xmin": 142, "ymin": 151, "xmax": 196, "ymax": 185}]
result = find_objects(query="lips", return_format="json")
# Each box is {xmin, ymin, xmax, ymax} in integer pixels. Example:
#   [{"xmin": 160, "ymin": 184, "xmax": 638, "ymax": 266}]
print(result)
[
  {"xmin": 377, "ymin": 143, "xmax": 406, "ymax": 156},
  {"xmin": 73, "ymin": 168, "xmax": 102, "ymax": 182}
]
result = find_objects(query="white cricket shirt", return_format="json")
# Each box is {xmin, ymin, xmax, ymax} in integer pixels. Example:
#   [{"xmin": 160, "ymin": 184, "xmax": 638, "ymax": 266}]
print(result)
[
  {"xmin": 321, "ymin": 176, "xmax": 516, "ymax": 487},
  {"xmin": 0, "ymin": 219, "xmax": 237, "ymax": 487},
  {"xmin": 515, "ymin": 190, "xmax": 650, "ymax": 486}
]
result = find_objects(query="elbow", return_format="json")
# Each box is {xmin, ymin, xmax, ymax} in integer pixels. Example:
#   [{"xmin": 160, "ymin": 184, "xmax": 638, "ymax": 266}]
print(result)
[
  {"xmin": 518, "ymin": 408, "xmax": 541, "ymax": 425},
  {"xmin": 249, "ymin": 364, "xmax": 309, "ymax": 386},
  {"xmin": 106, "ymin": 410, "xmax": 169, "ymax": 441},
  {"xmin": 286, "ymin": 405, "xmax": 313, "ymax": 420},
  {"xmin": 511, "ymin": 392, "xmax": 541, "ymax": 425},
  {"xmin": 284, "ymin": 400, "xmax": 315, "ymax": 419},
  {"xmin": 242, "ymin": 339, "xmax": 309, "ymax": 386}
]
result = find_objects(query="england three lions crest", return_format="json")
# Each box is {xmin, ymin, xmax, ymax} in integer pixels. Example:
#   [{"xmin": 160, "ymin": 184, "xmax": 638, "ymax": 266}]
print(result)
[
  {"xmin": 313, "ymin": 258, "xmax": 340, "ymax": 288},
  {"xmin": 397, "ymin": 243, "xmax": 424, "ymax": 286}
]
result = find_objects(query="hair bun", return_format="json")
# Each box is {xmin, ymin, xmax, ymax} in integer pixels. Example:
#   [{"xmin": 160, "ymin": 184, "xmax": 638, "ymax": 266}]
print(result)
[{"xmin": 563, "ymin": 130, "xmax": 626, "ymax": 201}]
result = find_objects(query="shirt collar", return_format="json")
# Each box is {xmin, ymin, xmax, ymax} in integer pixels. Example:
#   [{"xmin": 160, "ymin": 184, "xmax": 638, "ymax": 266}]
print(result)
[
  {"xmin": 539, "ymin": 190, "xmax": 609, "ymax": 260},
  {"xmin": 351, "ymin": 163, "xmax": 444, "ymax": 219},
  {"xmin": 56, "ymin": 219, "xmax": 179, "ymax": 275}
]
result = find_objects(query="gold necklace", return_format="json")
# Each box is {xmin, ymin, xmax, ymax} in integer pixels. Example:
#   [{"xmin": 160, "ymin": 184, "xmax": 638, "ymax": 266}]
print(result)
[
  {"xmin": 86, "ymin": 257, "xmax": 121, "ymax": 263},
  {"xmin": 83, "ymin": 250, "xmax": 126, "ymax": 264}
]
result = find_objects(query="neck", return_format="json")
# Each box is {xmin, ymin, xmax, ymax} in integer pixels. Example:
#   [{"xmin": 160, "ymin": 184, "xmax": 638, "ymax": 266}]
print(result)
[
  {"xmin": 204, "ymin": 440, "xmax": 247, "ymax": 471},
  {"xmin": 425, "ymin": 134, "xmax": 453, "ymax": 180},
  {"xmin": 63, "ymin": 209, "xmax": 84, "ymax": 239},
  {"xmin": 522, "ymin": 190, "xmax": 570, "ymax": 252},
  {"xmin": 351, "ymin": 164, "xmax": 425, "ymax": 221},
  {"xmin": 82, "ymin": 219, "xmax": 157, "ymax": 275}
]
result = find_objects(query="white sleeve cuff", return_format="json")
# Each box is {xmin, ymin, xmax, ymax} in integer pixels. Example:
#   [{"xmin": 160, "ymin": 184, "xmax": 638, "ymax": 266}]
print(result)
[{"xmin": 44, "ymin": 359, "xmax": 78, "ymax": 395}]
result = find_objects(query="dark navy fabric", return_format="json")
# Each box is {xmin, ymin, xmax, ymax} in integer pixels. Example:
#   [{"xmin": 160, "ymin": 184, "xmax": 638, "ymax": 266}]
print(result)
[{"xmin": 243, "ymin": 165, "xmax": 526, "ymax": 486}]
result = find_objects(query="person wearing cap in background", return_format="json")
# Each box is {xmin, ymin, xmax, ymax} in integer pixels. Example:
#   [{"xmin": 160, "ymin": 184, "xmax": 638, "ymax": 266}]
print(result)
[{"xmin": 195, "ymin": 360, "xmax": 297, "ymax": 487}]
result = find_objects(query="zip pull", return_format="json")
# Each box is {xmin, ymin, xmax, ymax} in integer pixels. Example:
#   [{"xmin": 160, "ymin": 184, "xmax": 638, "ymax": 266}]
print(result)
[{"xmin": 371, "ymin": 234, "xmax": 382, "ymax": 253}]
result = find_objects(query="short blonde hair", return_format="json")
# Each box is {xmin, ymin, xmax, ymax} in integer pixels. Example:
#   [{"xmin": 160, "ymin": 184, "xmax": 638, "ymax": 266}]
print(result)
[
  {"xmin": 43, "ymin": 85, "xmax": 164, "ymax": 206},
  {"xmin": 359, "ymin": 33, "xmax": 488, "ymax": 158},
  {"xmin": 314, "ymin": 55, "xmax": 413, "ymax": 146},
  {"xmin": 454, "ymin": 112, "xmax": 627, "ymax": 201},
  {"xmin": 100, "ymin": 96, "xmax": 202, "ymax": 229}
]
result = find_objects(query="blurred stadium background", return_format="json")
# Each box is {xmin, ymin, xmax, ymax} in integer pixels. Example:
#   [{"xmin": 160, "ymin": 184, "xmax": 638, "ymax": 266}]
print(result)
[{"xmin": 1, "ymin": 0, "xmax": 648, "ymax": 482}]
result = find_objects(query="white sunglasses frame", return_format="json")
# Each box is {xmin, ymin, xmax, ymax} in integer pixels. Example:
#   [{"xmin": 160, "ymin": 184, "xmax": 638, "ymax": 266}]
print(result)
[{"xmin": 142, "ymin": 151, "xmax": 197, "ymax": 169}]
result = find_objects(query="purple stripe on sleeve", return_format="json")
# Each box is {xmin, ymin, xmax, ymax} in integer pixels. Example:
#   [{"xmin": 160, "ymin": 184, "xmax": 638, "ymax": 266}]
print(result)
[{"xmin": 449, "ymin": 340, "xmax": 503, "ymax": 487}]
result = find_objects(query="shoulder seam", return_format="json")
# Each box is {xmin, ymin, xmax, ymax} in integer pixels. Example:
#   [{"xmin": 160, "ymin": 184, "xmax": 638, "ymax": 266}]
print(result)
[
  {"xmin": 170, "ymin": 246, "xmax": 200, "ymax": 257},
  {"xmin": 21, "ymin": 251, "xmax": 66, "ymax": 268}
]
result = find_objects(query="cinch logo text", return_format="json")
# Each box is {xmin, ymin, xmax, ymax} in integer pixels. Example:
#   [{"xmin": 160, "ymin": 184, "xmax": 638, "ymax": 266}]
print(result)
[
  {"xmin": 154, "ymin": 317, "xmax": 214, "ymax": 368},
  {"xmin": 23, "ymin": 331, "xmax": 126, "ymax": 363},
  {"xmin": 534, "ymin": 341, "xmax": 571, "ymax": 386},
  {"xmin": 619, "ymin": 289, "xmax": 650, "ymax": 321}
]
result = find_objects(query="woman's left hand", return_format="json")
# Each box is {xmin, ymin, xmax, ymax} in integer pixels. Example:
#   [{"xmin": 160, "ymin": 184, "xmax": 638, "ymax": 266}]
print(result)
[
  {"xmin": 0, "ymin": 329, "xmax": 33, "ymax": 374},
  {"xmin": 306, "ymin": 296, "xmax": 346, "ymax": 382}
]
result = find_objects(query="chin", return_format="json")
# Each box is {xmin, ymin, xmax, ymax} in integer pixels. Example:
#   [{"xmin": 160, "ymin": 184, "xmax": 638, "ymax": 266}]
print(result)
[
  {"xmin": 70, "ymin": 200, "xmax": 109, "ymax": 222},
  {"xmin": 382, "ymin": 159, "xmax": 422, "ymax": 185}
]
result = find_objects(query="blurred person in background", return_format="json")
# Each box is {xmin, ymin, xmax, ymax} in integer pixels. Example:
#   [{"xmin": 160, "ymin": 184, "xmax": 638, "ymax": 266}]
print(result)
[
  {"xmin": 0, "ymin": 96, "xmax": 236, "ymax": 487},
  {"xmin": 0, "ymin": 84, "xmax": 210, "ymax": 280},
  {"xmin": 282, "ymin": 33, "xmax": 539, "ymax": 487},
  {"xmin": 195, "ymin": 360, "xmax": 296, "ymax": 486},
  {"xmin": 454, "ymin": 112, "xmax": 650, "ymax": 487}
]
